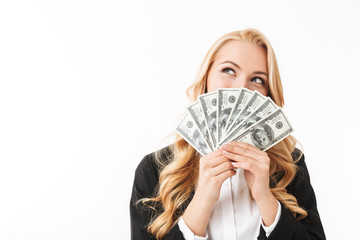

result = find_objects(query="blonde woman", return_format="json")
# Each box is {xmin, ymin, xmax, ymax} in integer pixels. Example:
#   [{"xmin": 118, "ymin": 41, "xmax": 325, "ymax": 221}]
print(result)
[{"xmin": 130, "ymin": 29, "xmax": 326, "ymax": 240}]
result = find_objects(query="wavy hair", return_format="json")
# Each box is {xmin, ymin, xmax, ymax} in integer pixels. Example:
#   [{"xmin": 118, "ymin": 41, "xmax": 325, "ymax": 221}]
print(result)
[{"xmin": 141, "ymin": 28, "xmax": 307, "ymax": 240}]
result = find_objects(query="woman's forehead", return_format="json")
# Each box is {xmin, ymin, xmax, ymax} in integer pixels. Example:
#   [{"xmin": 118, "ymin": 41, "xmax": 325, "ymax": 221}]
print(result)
[{"xmin": 215, "ymin": 40, "xmax": 268, "ymax": 71}]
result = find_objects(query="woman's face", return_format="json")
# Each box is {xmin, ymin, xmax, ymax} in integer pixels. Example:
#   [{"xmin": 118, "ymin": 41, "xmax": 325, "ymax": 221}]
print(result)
[{"xmin": 206, "ymin": 40, "xmax": 269, "ymax": 96}]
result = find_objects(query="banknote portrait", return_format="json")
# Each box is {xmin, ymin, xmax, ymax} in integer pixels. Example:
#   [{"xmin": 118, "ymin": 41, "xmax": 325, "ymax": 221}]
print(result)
[
  {"xmin": 219, "ymin": 108, "xmax": 232, "ymax": 128},
  {"xmin": 193, "ymin": 128, "xmax": 208, "ymax": 151},
  {"xmin": 208, "ymin": 111, "xmax": 217, "ymax": 133},
  {"xmin": 243, "ymin": 116, "xmax": 258, "ymax": 130},
  {"xmin": 200, "ymin": 120, "xmax": 210, "ymax": 139},
  {"xmin": 250, "ymin": 123, "xmax": 274, "ymax": 149}
]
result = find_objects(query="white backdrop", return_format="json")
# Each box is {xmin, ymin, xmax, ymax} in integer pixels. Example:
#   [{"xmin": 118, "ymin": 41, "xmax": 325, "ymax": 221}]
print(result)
[{"xmin": 0, "ymin": 0, "xmax": 359, "ymax": 239}]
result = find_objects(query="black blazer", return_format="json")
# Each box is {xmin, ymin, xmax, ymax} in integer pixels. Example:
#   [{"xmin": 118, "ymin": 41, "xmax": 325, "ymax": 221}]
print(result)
[{"xmin": 130, "ymin": 146, "xmax": 326, "ymax": 239}]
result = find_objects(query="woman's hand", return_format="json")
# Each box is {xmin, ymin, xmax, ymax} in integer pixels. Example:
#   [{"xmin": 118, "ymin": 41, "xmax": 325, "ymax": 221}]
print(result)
[
  {"xmin": 196, "ymin": 148, "xmax": 237, "ymax": 206},
  {"xmin": 221, "ymin": 141, "xmax": 270, "ymax": 201},
  {"xmin": 221, "ymin": 141, "xmax": 278, "ymax": 226},
  {"xmin": 182, "ymin": 148, "xmax": 236, "ymax": 236}
]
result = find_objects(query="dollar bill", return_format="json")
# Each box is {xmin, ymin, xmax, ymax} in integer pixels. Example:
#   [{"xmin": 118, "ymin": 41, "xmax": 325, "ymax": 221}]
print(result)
[
  {"xmin": 217, "ymin": 88, "xmax": 240, "ymax": 145},
  {"xmin": 219, "ymin": 97, "xmax": 279, "ymax": 145},
  {"xmin": 199, "ymin": 92, "xmax": 218, "ymax": 148},
  {"xmin": 224, "ymin": 88, "xmax": 253, "ymax": 135},
  {"xmin": 231, "ymin": 108, "xmax": 294, "ymax": 151},
  {"xmin": 188, "ymin": 101, "xmax": 214, "ymax": 151},
  {"xmin": 177, "ymin": 88, "xmax": 294, "ymax": 155},
  {"xmin": 176, "ymin": 112, "xmax": 212, "ymax": 156},
  {"xmin": 226, "ymin": 90, "xmax": 266, "ymax": 135}
]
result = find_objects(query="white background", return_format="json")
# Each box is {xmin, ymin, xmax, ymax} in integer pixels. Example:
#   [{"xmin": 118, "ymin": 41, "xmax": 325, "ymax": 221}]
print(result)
[{"xmin": 0, "ymin": 0, "xmax": 359, "ymax": 239}]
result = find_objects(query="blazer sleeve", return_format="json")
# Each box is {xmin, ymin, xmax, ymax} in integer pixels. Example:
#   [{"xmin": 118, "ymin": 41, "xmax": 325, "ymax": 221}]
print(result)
[
  {"xmin": 130, "ymin": 152, "xmax": 186, "ymax": 240},
  {"xmin": 265, "ymin": 154, "xmax": 326, "ymax": 240}
]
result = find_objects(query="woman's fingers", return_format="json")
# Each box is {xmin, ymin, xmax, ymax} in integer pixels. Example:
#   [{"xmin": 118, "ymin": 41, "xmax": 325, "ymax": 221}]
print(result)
[
  {"xmin": 200, "ymin": 148, "xmax": 223, "ymax": 162},
  {"xmin": 223, "ymin": 150, "xmax": 269, "ymax": 176},
  {"xmin": 215, "ymin": 168, "xmax": 237, "ymax": 184},
  {"xmin": 211, "ymin": 160, "xmax": 235, "ymax": 176},
  {"xmin": 195, "ymin": 149, "xmax": 236, "ymax": 206},
  {"xmin": 217, "ymin": 142, "xmax": 272, "ymax": 204},
  {"xmin": 232, "ymin": 159, "xmax": 269, "ymax": 177},
  {"xmin": 222, "ymin": 141, "xmax": 269, "ymax": 164},
  {"xmin": 222, "ymin": 149, "xmax": 248, "ymax": 163},
  {"xmin": 222, "ymin": 141, "xmax": 265, "ymax": 156},
  {"xmin": 200, "ymin": 148, "xmax": 231, "ymax": 169},
  {"xmin": 229, "ymin": 141, "xmax": 265, "ymax": 154},
  {"xmin": 221, "ymin": 142, "xmax": 270, "ymax": 175}
]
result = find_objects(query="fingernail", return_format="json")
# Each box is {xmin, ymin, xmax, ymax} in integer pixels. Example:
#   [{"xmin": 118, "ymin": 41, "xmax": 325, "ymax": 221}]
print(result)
[
  {"xmin": 231, "ymin": 162, "xmax": 237, "ymax": 167},
  {"xmin": 223, "ymin": 150, "xmax": 229, "ymax": 155},
  {"xmin": 222, "ymin": 143, "xmax": 230, "ymax": 149}
]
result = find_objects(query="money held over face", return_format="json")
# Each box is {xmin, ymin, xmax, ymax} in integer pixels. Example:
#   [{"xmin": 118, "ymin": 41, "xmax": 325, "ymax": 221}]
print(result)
[{"xmin": 176, "ymin": 88, "xmax": 294, "ymax": 156}]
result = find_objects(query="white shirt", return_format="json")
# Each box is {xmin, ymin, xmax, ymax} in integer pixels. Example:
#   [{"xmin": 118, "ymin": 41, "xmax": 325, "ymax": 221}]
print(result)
[{"xmin": 178, "ymin": 168, "xmax": 281, "ymax": 240}]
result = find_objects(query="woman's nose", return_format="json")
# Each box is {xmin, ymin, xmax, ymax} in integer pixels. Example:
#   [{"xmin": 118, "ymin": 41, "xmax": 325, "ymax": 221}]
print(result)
[{"xmin": 235, "ymin": 77, "xmax": 249, "ymax": 89}]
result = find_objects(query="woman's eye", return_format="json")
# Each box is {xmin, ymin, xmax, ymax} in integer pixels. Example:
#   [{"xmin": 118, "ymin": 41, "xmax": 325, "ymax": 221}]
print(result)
[
  {"xmin": 222, "ymin": 67, "xmax": 235, "ymax": 76},
  {"xmin": 251, "ymin": 77, "xmax": 264, "ymax": 84}
]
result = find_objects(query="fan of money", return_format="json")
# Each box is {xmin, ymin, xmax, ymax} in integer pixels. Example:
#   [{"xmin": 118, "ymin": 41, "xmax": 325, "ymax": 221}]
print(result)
[{"xmin": 176, "ymin": 88, "xmax": 294, "ymax": 156}]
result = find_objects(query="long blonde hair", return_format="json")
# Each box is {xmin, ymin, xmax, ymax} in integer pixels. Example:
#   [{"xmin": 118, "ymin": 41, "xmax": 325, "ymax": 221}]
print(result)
[{"xmin": 141, "ymin": 28, "xmax": 307, "ymax": 239}]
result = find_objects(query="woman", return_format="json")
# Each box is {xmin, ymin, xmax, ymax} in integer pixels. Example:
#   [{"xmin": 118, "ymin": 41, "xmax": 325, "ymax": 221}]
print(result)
[{"xmin": 130, "ymin": 29, "xmax": 326, "ymax": 240}]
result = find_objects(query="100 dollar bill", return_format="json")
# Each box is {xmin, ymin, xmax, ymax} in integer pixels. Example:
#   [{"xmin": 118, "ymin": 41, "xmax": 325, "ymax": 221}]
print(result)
[
  {"xmin": 188, "ymin": 101, "xmax": 215, "ymax": 151},
  {"xmin": 219, "ymin": 98, "xmax": 279, "ymax": 145},
  {"xmin": 232, "ymin": 108, "xmax": 294, "ymax": 151},
  {"xmin": 199, "ymin": 92, "xmax": 218, "ymax": 147},
  {"xmin": 224, "ymin": 88, "xmax": 252, "ymax": 136},
  {"xmin": 225, "ymin": 90, "xmax": 266, "ymax": 135},
  {"xmin": 176, "ymin": 112, "xmax": 212, "ymax": 156},
  {"xmin": 217, "ymin": 88, "xmax": 240, "ymax": 145}
]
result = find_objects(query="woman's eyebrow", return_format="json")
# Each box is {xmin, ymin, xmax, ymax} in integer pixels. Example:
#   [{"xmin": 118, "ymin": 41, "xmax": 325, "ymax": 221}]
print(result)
[
  {"xmin": 253, "ymin": 71, "xmax": 268, "ymax": 77},
  {"xmin": 220, "ymin": 60, "xmax": 241, "ymax": 69},
  {"xmin": 220, "ymin": 60, "xmax": 268, "ymax": 78},
  {"xmin": 220, "ymin": 61, "xmax": 269, "ymax": 77}
]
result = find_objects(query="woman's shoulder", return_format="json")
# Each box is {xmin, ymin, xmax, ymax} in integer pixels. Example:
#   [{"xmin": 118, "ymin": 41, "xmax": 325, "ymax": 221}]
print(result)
[
  {"xmin": 287, "ymin": 148, "xmax": 313, "ymax": 193},
  {"xmin": 134, "ymin": 144, "xmax": 175, "ymax": 181},
  {"xmin": 291, "ymin": 148, "xmax": 309, "ymax": 180},
  {"xmin": 131, "ymin": 144, "xmax": 174, "ymax": 199}
]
